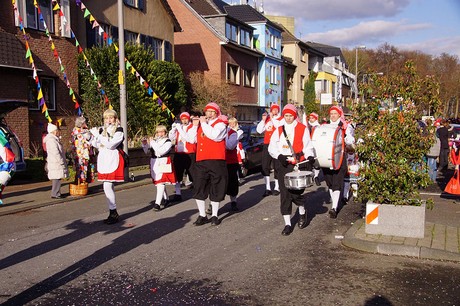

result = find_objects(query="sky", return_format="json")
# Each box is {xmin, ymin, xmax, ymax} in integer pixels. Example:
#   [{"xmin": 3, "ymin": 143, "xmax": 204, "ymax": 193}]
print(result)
[{"xmin": 256, "ymin": 0, "xmax": 460, "ymax": 58}]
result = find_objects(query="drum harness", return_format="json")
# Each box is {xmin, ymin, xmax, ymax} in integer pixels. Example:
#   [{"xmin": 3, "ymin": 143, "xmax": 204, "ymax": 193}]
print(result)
[{"xmin": 282, "ymin": 126, "xmax": 310, "ymax": 172}]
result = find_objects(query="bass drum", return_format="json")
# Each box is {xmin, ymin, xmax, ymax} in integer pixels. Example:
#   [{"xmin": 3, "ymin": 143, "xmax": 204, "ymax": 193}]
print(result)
[{"xmin": 311, "ymin": 124, "xmax": 344, "ymax": 170}]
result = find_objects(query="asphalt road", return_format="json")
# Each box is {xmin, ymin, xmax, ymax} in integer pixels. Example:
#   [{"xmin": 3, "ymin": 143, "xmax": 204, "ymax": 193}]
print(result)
[{"xmin": 0, "ymin": 174, "xmax": 459, "ymax": 305}]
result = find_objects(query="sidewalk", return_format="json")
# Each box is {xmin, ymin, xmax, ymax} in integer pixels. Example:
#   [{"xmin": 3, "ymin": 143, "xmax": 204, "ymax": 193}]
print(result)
[{"xmin": 1, "ymin": 167, "xmax": 459, "ymax": 262}]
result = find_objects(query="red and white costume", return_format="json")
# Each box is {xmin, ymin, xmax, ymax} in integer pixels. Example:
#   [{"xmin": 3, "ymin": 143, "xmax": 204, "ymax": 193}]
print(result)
[
  {"xmin": 92, "ymin": 124, "xmax": 125, "ymax": 182},
  {"xmin": 142, "ymin": 136, "xmax": 176, "ymax": 185}
]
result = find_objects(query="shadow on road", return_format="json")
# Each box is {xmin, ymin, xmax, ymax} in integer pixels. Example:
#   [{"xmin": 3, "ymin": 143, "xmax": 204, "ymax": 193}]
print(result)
[{"xmin": 2, "ymin": 208, "xmax": 195, "ymax": 305}]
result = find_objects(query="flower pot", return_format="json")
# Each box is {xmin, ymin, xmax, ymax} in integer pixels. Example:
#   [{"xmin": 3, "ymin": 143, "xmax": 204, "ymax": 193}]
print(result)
[{"xmin": 365, "ymin": 201, "xmax": 425, "ymax": 238}]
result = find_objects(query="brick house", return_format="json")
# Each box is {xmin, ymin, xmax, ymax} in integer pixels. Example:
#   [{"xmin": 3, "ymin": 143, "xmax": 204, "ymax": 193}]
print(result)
[
  {"xmin": 169, "ymin": 0, "xmax": 263, "ymax": 123},
  {"xmin": 0, "ymin": 0, "xmax": 79, "ymax": 157},
  {"xmin": 0, "ymin": 0, "xmax": 181, "ymax": 165}
]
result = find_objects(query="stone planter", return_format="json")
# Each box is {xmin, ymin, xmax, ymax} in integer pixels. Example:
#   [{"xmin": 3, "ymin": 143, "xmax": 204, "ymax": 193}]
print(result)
[{"xmin": 365, "ymin": 202, "xmax": 426, "ymax": 238}]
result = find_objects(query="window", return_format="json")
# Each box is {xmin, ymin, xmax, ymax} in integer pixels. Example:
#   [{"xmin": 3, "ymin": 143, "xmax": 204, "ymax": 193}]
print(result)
[
  {"xmin": 332, "ymin": 82, "xmax": 336, "ymax": 98},
  {"xmin": 321, "ymin": 80, "xmax": 328, "ymax": 92},
  {"xmin": 16, "ymin": 0, "xmax": 54, "ymax": 32},
  {"xmin": 300, "ymin": 75, "xmax": 305, "ymax": 90},
  {"xmin": 28, "ymin": 77, "xmax": 56, "ymax": 111},
  {"xmin": 227, "ymin": 63, "xmax": 240, "ymax": 85},
  {"xmin": 60, "ymin": 0, "xmax": 71, "ymax": 37},
  {"xmin": 270, "ymin": 65, "xmax": 277, "ymax": 85},
  {"xmin": 124, "ymin": 30, "xmax": 138, "ymax": 44},
  {"xmin": 240, "ymin": 29, "xmax": 251, "ymax": 47},
  {"xmin": 124, "ymin": 0, "xmax": 144, "ymax": 10},
  {"xmin": 225, "ymin": 22, "xmax": 238, "ymax": 42},
  {"xmin": 269, "ymin": 34, "xmax": 277, "ymax": 49},
  {"xmin": 243, "ymin": 69, "xmax": 255, "ymax": 87},
  {"xmin": 164, "ymin": 41, "xmax": 172, "ymax": 62}
]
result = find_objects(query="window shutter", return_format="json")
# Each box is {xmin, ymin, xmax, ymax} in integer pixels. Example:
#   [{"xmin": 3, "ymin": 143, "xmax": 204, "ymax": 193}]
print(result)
[{"xmin": 138, "ymin": 0, "xmax": 144, "ymax": 10}]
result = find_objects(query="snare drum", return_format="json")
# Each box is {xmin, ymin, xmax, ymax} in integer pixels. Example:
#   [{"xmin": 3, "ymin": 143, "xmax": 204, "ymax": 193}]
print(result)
[
  {"xmin": 311, "ymin": 124, "xmax": 344, "ymax": 170},
  {"xmin": 284, "ymin": 170, "xmax": 314, "ymax": 190}
]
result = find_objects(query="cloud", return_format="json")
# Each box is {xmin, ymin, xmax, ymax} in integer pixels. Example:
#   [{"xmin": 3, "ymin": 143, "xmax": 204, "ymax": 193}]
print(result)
[
  {"xmin": 303, "ymin": 20, "xmax": 431, "ymax": 47},
  {"xmin": 399, "ymin": 36, "xmax": 460, "ymax": 58},
  {"xmin": 263, "ymin": 0, "xmax": 411, "ymax": 20}
]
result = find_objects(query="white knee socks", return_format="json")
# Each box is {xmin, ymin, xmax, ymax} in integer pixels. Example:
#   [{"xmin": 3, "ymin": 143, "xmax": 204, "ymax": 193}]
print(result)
[
  {"xmin": 103, "ymin": 182, "xmax": 116, "ymax": 210},
  {"xmin": 155, "ymin": 184, "xmax": 166, "ymax": 205},
  {"xmin": 196, "ymin": 199, "xmax": 206, "ymax": 217},
  {"xmin": 211, "ymin": 201, "xmax": 220, "ymax": 217},
  {"xmin": 331, "ymin": 190, "xmax": 341, "ymax": 210},
  {"xmin": 298, "ymin": 205, "xmax": 306, "ymax": 215},
  {"xmin": 264, "ymin": 176, "xmax": 270, "ymax": 190},
  {"xmin": 283, "ymin": 215, "xmax": 291, "ymax": 226}
]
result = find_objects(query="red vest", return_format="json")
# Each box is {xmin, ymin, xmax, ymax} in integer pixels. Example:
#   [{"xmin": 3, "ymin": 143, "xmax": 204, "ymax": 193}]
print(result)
[
  {"xmin": 263, "ymin": 116, "xmax": 282, "ymax": 144},
  {"xmin": 278, "ymin": 123, "xmax": 307, "ymax": 161},
  {"xmin": 225, "ymin": 129, "xmax": 239, "ymax": 164},
  {"xmin": 196, "ymin": 119, "xmax": 226, "ymax": 161},
  {"xmin": 175, "ymin": 124, "xmax": 197, "ymax": 154}
]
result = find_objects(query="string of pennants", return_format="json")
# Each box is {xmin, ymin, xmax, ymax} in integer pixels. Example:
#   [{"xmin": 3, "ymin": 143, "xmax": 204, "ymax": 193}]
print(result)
[
  {"xmin": 50, "ymin": 0, "xmax": 111, "ymax": 108},
  {"xmin": 77, "ymin": 0, "xmax": 175, "ymax": 119},
  {"xmin": 11, "ymin": 0, "xmax": 53, "ymax": 123},
  {"xmin": 33, "ymin": 0, "xmax": 82, "ymax": 115}
]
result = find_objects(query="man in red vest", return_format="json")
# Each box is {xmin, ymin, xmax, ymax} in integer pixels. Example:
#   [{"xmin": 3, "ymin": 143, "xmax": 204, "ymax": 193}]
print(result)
[
  {"xmin": 268, "ymin": 104, "xmax": 315, "ymax": 236},
  {"xmin": 256, "ymin": 103, "xmax": 283, "ymax": 197},
  {"xmin": 192, "ymin": 102, "xmax": 228, "ymax": 226},
  {"xmin": 169, "ymin": 112, "xmax": 198, "ymax": 201}
]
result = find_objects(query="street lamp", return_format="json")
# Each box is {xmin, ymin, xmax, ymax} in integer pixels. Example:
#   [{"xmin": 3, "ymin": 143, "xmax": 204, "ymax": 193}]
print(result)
[{"xmin": 355, "ymin": 45, "xmax": 366, "ymax": 100}]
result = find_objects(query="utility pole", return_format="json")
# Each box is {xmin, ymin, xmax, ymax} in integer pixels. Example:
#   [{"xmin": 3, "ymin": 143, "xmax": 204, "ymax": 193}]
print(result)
[{"xmin": 117, "ymin": 0, "xmax": 128, "ymax": 179}]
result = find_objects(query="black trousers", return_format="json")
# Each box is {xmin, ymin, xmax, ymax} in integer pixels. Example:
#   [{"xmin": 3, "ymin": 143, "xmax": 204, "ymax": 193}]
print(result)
[
  {"xmin": 261, "ymin": 144, "xmax": 279, "ymax": 179},
  {"xmin": 323, "ymin": 156, "xmax": 348, "ymax": 192},
  {"xmin": 193, "ymin": 160, "xmax": 228, "ymax": 202},
  {"xmin": 173, "ymin": 153, "xmax": 196, "ymax": 182},
  {"xmin": 226, "ymin": 163, "xmax": 239, "ymax": 197},
  {"xmin": 278, "ymin": 162, "xmax": 305, "ymax": 215},
  {"xmin": 439, "ymin": 148, "xmax": 449, "ymax": 170}
]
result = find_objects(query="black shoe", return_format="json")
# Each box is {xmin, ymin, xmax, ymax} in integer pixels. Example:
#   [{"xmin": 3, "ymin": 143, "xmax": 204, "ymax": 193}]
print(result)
[
  {"xmin": 298, "ymin": 214, "xmax": 307, "ymax": 229},
  {"xmin": 272, "ymin": 190, "xmax": 280, "ymax": 196},
  {"xmin": 329, "ymin": 208, "xmax": 337, "ymax": 219},
  {"xmin": 172, "ymin": 195, "xmax": 182, "ymax": 202},
  {"xmin": 210, "ymin": 216, "xmax": 221, "ymax": 226},
  {"xmin": 104, "ymin": 209, "xmax": 119, "ymax": 224},
  {"xmin": 231, "ymin": 202, "xmax": 238, "ymax": 211},
  {"xmin": 263, "ymin": 190, "xmax": 272, "ymax": 197},
  {"xmin": 281, "ymin": 225, "xmax": 292, "ymax": 236},
  {"xmin": 205, "ymin": 205, "xmax": 212, "ymax": 215},
  {"xmin": 314, "ymin": 177, "xmax": 321, "ymax": 186},
  {"xmin": 193, "ymin": 215, "xmax": 209, "ymax": 226},
  {"xmin": 161, "ymin": 199, "xmax": 170, "ymax": 209},
  {"xmin": 152, "ymin": 204, "xmax": 161, "ymax": 211}
]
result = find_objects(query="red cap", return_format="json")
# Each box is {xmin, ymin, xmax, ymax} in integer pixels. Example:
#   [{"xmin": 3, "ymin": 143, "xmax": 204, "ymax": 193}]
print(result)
[
  {"xmin": 309, "ymin": 112, "xmax": 319, "ymax": 120},
  {"xmin": 180, "ymin": 112, "xmax": 190, "ymax": 120},
  {"xmin": 204, "ymin": 102, "xmax": 221, "ymax": 116},
  {"xmin": 270, "ymin": 104, "xmax": 280, "ymax": 112},
  {"xmin": 329, "ymin": 106, "xmax": 343, "ymax": 116},
  {"xmin": 282, "ymin": 104, "xmax": 297, "ymax": 119}
]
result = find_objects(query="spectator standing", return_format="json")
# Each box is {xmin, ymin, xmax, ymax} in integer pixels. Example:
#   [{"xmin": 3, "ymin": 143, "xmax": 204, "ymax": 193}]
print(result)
[
  {"xmin": 437, "ymin": 119, "xmax": 450, "ymax": 172},
  {"xmin": 426, "ymin": 119, "xmax": 441, "ymax": 183},
  {"xmin": 143, "ymin": 125, "xmax": 176, "ymax": 211},
  {"xmin": 43, "ymin": 123, "xmax": 68, "ymax": 199},
  {"xmin": 90, "ymin": 109, "xmax": 125, "ymax": 225}
]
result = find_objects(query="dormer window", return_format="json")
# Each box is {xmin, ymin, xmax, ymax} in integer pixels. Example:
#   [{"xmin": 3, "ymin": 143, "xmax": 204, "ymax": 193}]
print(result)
[{"xmin": 225, "ymin": 22, "xmax": 238, "ymax": 42}]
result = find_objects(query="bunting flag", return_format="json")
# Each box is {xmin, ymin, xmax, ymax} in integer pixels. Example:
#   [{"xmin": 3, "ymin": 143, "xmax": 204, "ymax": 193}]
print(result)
[
  {"xmin": 11, "ymin": 0, "xmax": 52, "ymax": 123},
  {"xmin": 35, "ymin": 1, "xmax": 81, "ymax": 115},
  {"xmin": 50, "ymin": 0, "xmax": 111, "ymax": 108},
  {"xmin": 77, "ymin": 0, "xmax": 175, "ymax": 119}
]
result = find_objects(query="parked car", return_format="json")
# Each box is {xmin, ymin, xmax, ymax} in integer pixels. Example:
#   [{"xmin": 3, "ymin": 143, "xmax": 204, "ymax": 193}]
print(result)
[
  {"xmin": 0, "ymin": 100, "xmax": 27, "ymax": 172},
  {"xmin": 239, "ymin": 123, "xmax": 264, "ymax": 176}
]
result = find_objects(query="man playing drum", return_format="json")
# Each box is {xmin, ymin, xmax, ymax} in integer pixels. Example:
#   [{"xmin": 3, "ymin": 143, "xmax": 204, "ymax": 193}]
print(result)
[
  {"xmin": 323, "ymin": 106, "xmax": 355, "ymax": 219},
  {"xmin": 268, "ymin": 104, "xmax": 315, "ymax": 236}
]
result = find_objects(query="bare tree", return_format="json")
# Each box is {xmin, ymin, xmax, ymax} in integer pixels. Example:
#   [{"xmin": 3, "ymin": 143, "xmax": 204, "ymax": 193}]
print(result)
[{"xmin": 187, "ymin": 72, "xmax": 237, "ymax": 115}]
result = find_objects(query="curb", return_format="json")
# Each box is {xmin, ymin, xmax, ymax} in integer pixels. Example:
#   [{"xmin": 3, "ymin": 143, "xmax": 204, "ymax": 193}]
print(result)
[
  {"xmin": 342, "ymin": 219, "xmax": 460, "ymax": 262},
  {"xmin": 0, "ymin": 179, "xmax": 152, "ymax": 217}
]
